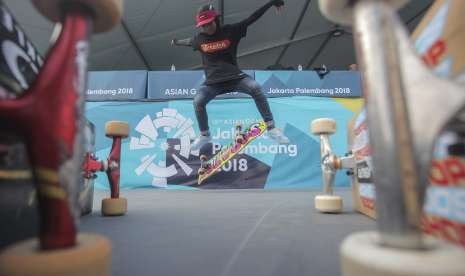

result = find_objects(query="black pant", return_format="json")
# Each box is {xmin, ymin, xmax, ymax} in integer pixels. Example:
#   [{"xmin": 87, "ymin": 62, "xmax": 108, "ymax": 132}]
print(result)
[{"xmin": 193, "ymin": 76, "xmax": 274, "ymax": 132}]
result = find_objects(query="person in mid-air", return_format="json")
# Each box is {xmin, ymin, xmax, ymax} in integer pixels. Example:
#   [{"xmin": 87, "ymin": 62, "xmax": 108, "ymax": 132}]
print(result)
[{"xmin": 172, "ymin": 0, "xmax": 290, "ymax": 150}]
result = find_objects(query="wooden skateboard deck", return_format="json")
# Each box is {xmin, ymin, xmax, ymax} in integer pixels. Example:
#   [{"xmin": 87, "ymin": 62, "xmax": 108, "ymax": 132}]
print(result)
[{"xmin": 197, "ymin": 121, "xmax": 267, "ymax": 185}]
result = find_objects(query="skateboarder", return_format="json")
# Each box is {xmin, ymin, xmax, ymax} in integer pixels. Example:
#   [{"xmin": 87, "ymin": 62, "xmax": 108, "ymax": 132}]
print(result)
[{"xmin": 172, "ymin": 0, "xmax": 290, "ymax": 150}]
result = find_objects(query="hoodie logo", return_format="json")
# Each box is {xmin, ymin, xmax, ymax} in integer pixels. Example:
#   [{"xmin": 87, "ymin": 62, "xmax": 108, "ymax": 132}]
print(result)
[{"xmin": 200, "ymin": 39, "xmax": 231, "ymax": 53}]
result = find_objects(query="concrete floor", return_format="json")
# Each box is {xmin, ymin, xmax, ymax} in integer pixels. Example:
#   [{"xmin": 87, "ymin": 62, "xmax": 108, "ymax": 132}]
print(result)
[{"xmin": 80, "ymin": 188, "xmax": 376, "ymax": 276}]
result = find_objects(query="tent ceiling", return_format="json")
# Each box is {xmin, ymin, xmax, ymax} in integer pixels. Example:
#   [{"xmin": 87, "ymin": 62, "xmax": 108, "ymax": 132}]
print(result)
[{"xmin": 4, "ymin": 0, "xmax": 433, "ymax": 71}]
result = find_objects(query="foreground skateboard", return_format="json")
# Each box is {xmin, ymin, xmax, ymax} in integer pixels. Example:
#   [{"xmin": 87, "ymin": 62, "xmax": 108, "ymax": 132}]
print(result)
[
  {"xmin": 318, "ymin": 0, "xmax": 465, "ymax": 275},
  {"xmin": 315, "ymin": 0, "xmax": 465, "ymax": 245},
  {"xmin": 0, "ymin": 0, "xmax": 123, "ymax": 275},
  {"xmin": 197, "ymin": 121, "xmax": 267, "ymax": 184}
]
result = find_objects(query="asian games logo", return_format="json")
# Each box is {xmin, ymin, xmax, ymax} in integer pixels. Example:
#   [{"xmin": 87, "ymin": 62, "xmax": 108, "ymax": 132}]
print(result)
[{"xmin": 129, "ymin": 108, "xmax": 199, "ymax": 187}]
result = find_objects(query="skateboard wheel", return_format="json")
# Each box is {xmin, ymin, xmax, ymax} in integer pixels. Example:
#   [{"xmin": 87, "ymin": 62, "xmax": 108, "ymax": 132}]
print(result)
[
  {"xmin": 341, "ymin": 231, "xmax": 465, "ymax": 276},
  {"xmin": 198, "ymin": 168, "xmax": 206, "ymax": 175},
  {"xmin": 318, "ymin": 0, "xmax": 409, "ymax": 25},
  {"xmin": 235, "ymin": 135, "xmax": 244, "ymax": 144},
  {"xmin": 314, "ymin": 194, "xmax": 342, "ymax": 213},
  {"xmin": 101, "ymin": 197, "xmax": 127, "ymax": 216},
  {"xmin": 32, "ymin": 0, "xmax": 123, "ymax": 33},
  {"xmin": 200, "ymin": 155, "xmax": 208, "ymax": 161},
  {"xmin": 310, "ymin": 118, "xmax": 336, "ymax": 135},
  {"xmin": 0, "ymin": 233, "xmax": 111, "ymax": 276},
  {"xmin": 105, "ymin": 121, "xmax": 129, "ymax": 138}
]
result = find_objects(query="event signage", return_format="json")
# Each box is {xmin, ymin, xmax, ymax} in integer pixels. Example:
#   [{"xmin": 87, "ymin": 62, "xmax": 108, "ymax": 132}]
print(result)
[
  {"xmin": 147, "ymin": 70, "xmax": 255, "ymax": 100},
  {"xmin": 86, "ymin": 70, "xmax": 147, "ymax": 101},
  {"xmin": 255, "ymin": 70, "xmax": 362, "ymax": 98},
  {"xmin": 85, "ymin": 96, "xmax": 360, "ymax": 190}
]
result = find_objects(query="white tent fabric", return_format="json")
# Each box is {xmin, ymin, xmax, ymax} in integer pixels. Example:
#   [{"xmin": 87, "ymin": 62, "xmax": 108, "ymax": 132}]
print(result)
[{"xmin": 4, "ymin": 0, "xmax": 433, "ymax": 71}]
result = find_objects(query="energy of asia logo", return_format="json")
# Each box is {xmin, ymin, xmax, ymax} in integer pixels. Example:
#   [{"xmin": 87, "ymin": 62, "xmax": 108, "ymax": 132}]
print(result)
[{"xmin": 129, "ymin": 108, "xmax": 198, "ymax": 187}]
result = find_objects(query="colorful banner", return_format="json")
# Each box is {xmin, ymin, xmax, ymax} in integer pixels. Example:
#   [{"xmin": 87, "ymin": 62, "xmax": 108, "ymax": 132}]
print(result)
[
  {"xmin": 86, "ymin": 70, "xmax": 147, "ymax": 101},
  {"xmin": 85, "ymin": 97, "xmax": 362, "ymax": 190},
  {"xmin": 147, "ymin": 70, "xmax": 255, "ymax": 100},
  {"xmin": 255, "ymin": 70, "xmax": 362, "ymax": 98}
]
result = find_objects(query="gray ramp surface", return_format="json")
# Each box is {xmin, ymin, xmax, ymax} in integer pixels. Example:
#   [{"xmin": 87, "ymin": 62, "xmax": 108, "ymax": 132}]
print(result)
[{"xmin": 80, "ymin": 189, "xmax": 375, "ymax": 276}]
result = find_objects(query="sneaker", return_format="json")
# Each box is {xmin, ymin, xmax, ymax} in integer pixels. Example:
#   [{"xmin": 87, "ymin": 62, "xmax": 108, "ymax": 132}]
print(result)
[
  {"xmin": 191, "ymin": 135, "xmax": 212, "ymax": 151},
  {"xmin": 266, "ymin": 127, "xmax": 290, "ymax": 144}
]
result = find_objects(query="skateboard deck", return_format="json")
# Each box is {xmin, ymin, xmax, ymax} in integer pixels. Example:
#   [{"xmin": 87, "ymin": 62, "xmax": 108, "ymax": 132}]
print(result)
[{"xmin": 197, "ymin": 121, "xmax": 267, "ymax": 185}]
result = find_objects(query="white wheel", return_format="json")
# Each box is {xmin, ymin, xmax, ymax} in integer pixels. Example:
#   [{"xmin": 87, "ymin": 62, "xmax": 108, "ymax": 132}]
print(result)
[
  {"xmin": 310, "ymin": 118, "xmax": 336, "ymax": 135},
  {"xmin": 101, "ymin": 197, "xmax": 127, "ymax": 216},
  {"xmin": 0, "ymin": 233, "xmax": 111, "ymax": 276},
  {"xmin": 105, "ymin": 121, "xmax": 129, "ymax": 138},
  {"xmin": 318, "ymin": 0, "xmax": 409, "ymax": 26},
  {"xmin": 341, "ymin": 231, "xmax": 465, "ymax": 276},
  {"xmin": 314, "ymin": 194, "xmax": 343, "ymax": 213},
  {"xmin": 32, "ymin": 0, "xmax": 123, "ymax": 33}
]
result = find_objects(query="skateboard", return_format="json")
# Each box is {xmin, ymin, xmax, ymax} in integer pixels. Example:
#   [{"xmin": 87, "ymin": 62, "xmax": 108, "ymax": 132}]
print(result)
[
  {"xmin": 318, "ymin": 0, "xmax": 465, "ymax": 275},
  {"xmin": 310, "ymin": 118, "xmax": 354, "ymax": 213},
  {"xmin": 315, "ymin": 0, "xmax": 465, "ymax": 247},
  {"xmin": 197, "ymin": 121, "xmax": 267, "ymax": 184},
  {"xmin": 82, "ymin": 120, "xmax": 129, "ymax": 216},
  {"xmin": 0, "ymin": 1, "xmax": 122, "ymax": 275}
]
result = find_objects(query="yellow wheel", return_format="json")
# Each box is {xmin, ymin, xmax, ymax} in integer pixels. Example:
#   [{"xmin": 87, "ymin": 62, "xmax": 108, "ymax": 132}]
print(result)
[
  {"xmin": 32, "ymin": 0, "xmax": 123, "ymax": 33},
  {"xmin": 314, "ymin": 195, "xmax": 343, "ymax": 213},
  {"xmin": 310, "ymin": 118, "xmax": 336, "ymax": 135},
  {"xmin": 101, "ymin": 197, "xmax": 127, "ymax": 216},
  {"xmin": 0, "ymin": 233, "xmax": 111, "ymax": 276},
  {"xmin": 105, "ymin": 121, "xmax": 129, "ymax": 138}
]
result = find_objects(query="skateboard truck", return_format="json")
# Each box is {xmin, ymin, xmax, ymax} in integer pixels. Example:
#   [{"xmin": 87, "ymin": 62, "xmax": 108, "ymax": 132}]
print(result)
[
  {"xmin": 311, "ymin": 118, "xmax": 355, "ymax": 213},
  {"xmin": 82, "ymin": 121, "xmax": 129, "ymax": 216},
  {"xmin": 198, "ymin": 154, "xmax": 210, "ymax": 175},
  {"xmin": 319, "ymin": 0, "xmax": 465, "ymax": 275},
  {"xmin": 235, "ymin": 123, "xmax": 247, "ymax": 144}
]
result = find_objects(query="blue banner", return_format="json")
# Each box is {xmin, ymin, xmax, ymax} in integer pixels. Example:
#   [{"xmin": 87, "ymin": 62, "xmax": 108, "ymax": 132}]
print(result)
[
  {"xmin": 147, "ymin": 70, "xmax": 256, "ymax": 100},
  {"xmin": 255, "ymin": 70, "xmax": 362, "ymax": 98},
  {"xmin": 86, "ymin": 70, "xmax": 362, "ymax": 101},
  {"xmin": 85, "ymin": 97, "xmax": 362, "ymax": 190},
  {"xmin": 86, "ymin": 70, "xmax": 147, "ymax": 101}
]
